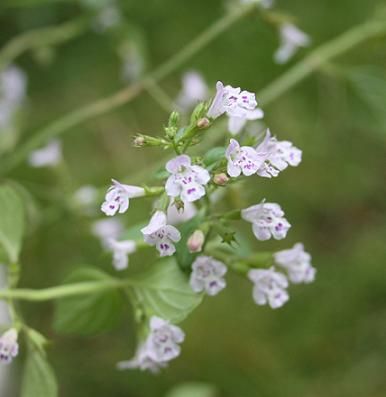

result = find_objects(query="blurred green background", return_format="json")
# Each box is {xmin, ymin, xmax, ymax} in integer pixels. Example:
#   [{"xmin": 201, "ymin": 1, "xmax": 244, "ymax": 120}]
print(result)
[{"xmin": 1, "ymin": 0, "xmax": 386, "ymax": 396}]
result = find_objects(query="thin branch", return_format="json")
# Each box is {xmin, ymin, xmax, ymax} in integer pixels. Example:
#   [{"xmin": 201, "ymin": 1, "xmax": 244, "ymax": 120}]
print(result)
[
  {"xmin": 0, "ymin": 2, "xmax": 259, "ymax": 174},
  {"xmin": 0, "ymin": 17, "xmax": 89, "ymax": 71}
]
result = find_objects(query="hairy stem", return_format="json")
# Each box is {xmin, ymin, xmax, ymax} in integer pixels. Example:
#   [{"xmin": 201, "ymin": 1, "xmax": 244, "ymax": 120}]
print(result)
[
  {"xmin": 0, "ymin": 17, "xmax": 89, "ymax": 71},
  {"xmin": 0, "ymin": 2, "xmax": 259, "ymax": 174}
]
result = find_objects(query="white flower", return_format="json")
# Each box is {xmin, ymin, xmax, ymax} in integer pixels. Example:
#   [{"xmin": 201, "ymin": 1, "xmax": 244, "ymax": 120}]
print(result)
[
  {"xmin": 190, "ymin": 256, "xmax": 227, "ymax": 296},
  {"xmin": 0, "ymin": 329, "xmax": 19, "ymax": 364},
  {"xmin": 106, "ymin": 238, "xmax": 136, "ymax": 270},
  {"xmin": 141, "ymin": 211, "xmax": 181, "ymax": 256},
  {"xmin": 241, "ymin": 202, "xmax": 291, "ymax": 240},
  {"xmin": 28, "ymin": 140, "xmax": 62, "ymax": 168},
  {"xmin": 165, "ymin": 155, "xmax": 210, "ymax": 203},
  {"xmin": 176, "ymin": 71, "xmax": 209, "ymax": 110},
  {"xmin": 207, "ymin": 81, "xmax": 255, "ymax": 119},
  {"xmin": 0, "ymin": 66, "xmax": 26, "ymax": 130},
  {"xmin": 225, "ymin": 138, "xmax": 264, "ymax": 177},
  {"xmin": 274, "ymin": 23, "xmax": 311, "ymax": 64},
  {"xmin": 274, "ymin": 243, "xmax": 316, "ymax": 284},
  {"xmin": 94, "ymin": 4, "xmax": 122, "ymax": 32},
  {"xmin": 228, "ymin": 108, "xmax": 264, "ymax": 135},
  {"xmin": 73, "ymin": 185, "xmax": 98, "ymax": 207},
  {"xmin": 91, "ymin": 218, "xmax": 123, "ymax": 242},
  {"xmin": 101, "ymin": 179, "xmax": 145, "ymax": 216},
  {"xmin": 255, "ymin": 130, "xmax": 302, "ymax": 178},
  {"xmin": 117, "ymin": 316, "xmax": 185, "ymax": 372},
  {"xmin": 117, "ymin": 343, "xmax": 166, "ymax": 373},
  {"xmin": 146, "ymin": 316, "xmax": 185, "ymax": 362},
  {"xmin": 248, "ymin": 267, "xmax": 289, "ymax": 309},
  {"xmin": 166, "ymin": 201, "xmax": 197, "ymax": 225}
]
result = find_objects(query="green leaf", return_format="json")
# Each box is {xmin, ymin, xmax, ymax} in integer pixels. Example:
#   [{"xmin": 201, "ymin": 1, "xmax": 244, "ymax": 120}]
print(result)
[
  {"xmin": 0, "ymin": 184, "xmax": 25, "ymax": 263},
  {"xmin": 203, "ymin": 146, "xmax": 226, "ymax": 166},
  {"xmin": 53, "ymin": 267, "xmax": 125, "ymax": 335},
  {"xmin": 131, "ymin": 259, "xmax": 202, "ymax": 323},
  {"xmin": 21, "ymin": 347, "xmax": 58, "ymax": 397},
  {"xmin": 347, "ymin": 66, "xmax": 386, "ymax": 134},
  {"xmin": 175, "ymin": 214, "xmax": 205, "ymax": 272},
  {"xmin": 166, "ymin": 382, "xmax": 217, "ymax": 397}
]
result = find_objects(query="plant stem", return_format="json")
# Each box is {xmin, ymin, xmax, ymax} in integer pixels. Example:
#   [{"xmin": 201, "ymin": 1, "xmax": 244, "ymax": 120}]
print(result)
[
  {"xmin": 0, "ymin": 2, "xmax": 259, "ymax": 174},
  {"xmin": 259, "ymin": 18, "xmax": 386, "ymax": 105},
  {"xmin": 0, "ymin": 279, "xmax": 136, "ymax": 302},
  {"xmin": 0, "ymin": 17, "xmax": 89, "ymax": 71}
]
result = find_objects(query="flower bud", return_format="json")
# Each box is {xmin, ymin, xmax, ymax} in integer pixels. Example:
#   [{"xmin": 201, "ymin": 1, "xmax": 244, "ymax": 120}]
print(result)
[
  {"xmin": 196, "ymin": 117, "xmax": 210, "ymax": 129},
  {"xmin": 133, "ymin": 135, "xmax": 145, "ymax": 147},
  {"xmin": 213, "ymin": 173, "xmax": 229, "ymax": 186},
  {"xmin": 187, "ymin": 230, "xmax": 205, "ymax": 253}
]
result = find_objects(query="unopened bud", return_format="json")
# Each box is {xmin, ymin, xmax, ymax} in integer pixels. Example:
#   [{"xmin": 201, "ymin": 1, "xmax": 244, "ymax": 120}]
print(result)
[
  {"xmin": 187, "ymin": 230, "xmax": 205, "ymax": 253},
  {"xmin": 213, "ymin": 173, "xmax": 229, "ymax": 186},
  {"xmin": 197, "ymin": 117, "xmax": 210, "ymax": 129},
  {"xmin": 133, "ymin": 135, "xmax": 145, "ymax": 147}
]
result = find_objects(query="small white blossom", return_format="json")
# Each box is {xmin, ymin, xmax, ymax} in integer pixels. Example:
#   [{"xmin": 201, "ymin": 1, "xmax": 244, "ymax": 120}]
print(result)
[
  {"xmin": 0, "ymin": 66, "xmax": 27, "ymax": 130},
  {"xmin": 207, "ymin": 81, "xmax": 256, "ymax": 119},
  {"xmin": 228, "ymin": 108, "xmax": 264, "ymax": 135},
  {"xmin": 225, "ymin": 138, "xmax": 264, "ymax": 177},
  {"xmin": 106, "ymin": 238, "xmax": 136, "ymax": 270},
  {"xmin": 117, "ymin": 343, "xmax": 166, "ymax": 373},
  {"xmin": 0, "ymin": 329, "xmax": 19, "ymax": 364},
  {"xmin": 165, "ymin": 155, "xmax": 210, "ymax": 203},
  {"xmin": 176, "ymin": 71, "xmax": 209, "ymax": 111},
  {"xmin": 248, "ymin": 267, "xmax": 289, "ymax": 309},
  {"xmin": 255, "ymin": 130, "xmax": 302, "ymax": 178},
  {"xmin": 241, "ymin": 202, "xmax": 291, "ymax": 240},
  {"xmin": 101, "ymin": 179, "xmax": 145, "ymax": 216},
  {"xmin": 274, "ymin": 243, "xmax": 316, "ymax": 284},
  {"xmin": 91, "ymin": 218, "xmax": 123, "ymax": 243},
  {"xmin": 94, "ymin": 4, "xmax": 122, "ymax": 32},
  {"xmin": 73, "ymin": 185, "xmax": 98, "ymax": 209},
  {"xmin": 274, "ymin": 23, "xmax": 311, "ymax": 64},
  {"xmin": 28, "ymin": 140, "xmax": 62, "ymax": 168},
  {"xmin": 117, "ymin": 316, "xmax": 185, "ymax": 372},
  {"xmin": 141, "ymin": 211, "xmax": 181, "ymax": 256},
  {"xmin": 190, "ymin": 256, "xmax": 227, "ymax": 296},
  {"xmin": 166, "ymin": 201, "xmax": 197, "ymax": 225}
]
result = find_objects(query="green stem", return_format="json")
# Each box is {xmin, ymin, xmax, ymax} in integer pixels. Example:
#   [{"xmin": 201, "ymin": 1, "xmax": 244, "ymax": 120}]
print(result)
[
  {"xmin": 0, "ymin": 279, "xmax": 136, "ymax": 302},
  {"xmin": 0, "ymin": 17, "xmax": 89, "ymax": 71},
  {"xmin": 259, "ymin": 18, "xmax": 386, "ymax": 105},
  {"xmin": 0, "ymin": 2, "xmax": 258, "ymax": 174}
]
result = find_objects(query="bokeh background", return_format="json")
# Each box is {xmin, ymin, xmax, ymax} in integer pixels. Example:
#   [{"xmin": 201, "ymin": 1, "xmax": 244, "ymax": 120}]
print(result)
[{"xmin": 1, "ymin": 0, "xmax": 386, "ymax": 396}]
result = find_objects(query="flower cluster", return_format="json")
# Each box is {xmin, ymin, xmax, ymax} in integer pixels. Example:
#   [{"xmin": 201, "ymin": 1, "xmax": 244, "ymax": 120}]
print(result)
[
  {"xmin": 248, "ymin": 243, "xmax": 315, "ymax": 309},
  {"xmin": 98, "ymin": 80, "xmax": 315, "ymax": 372},
  {"xmin": 226, "ymin": 130, "xmax": 302, "ymax": 179},
  {"xmin": 118, "ymin": 316, "xmax": 185, "ymax": 372}
]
